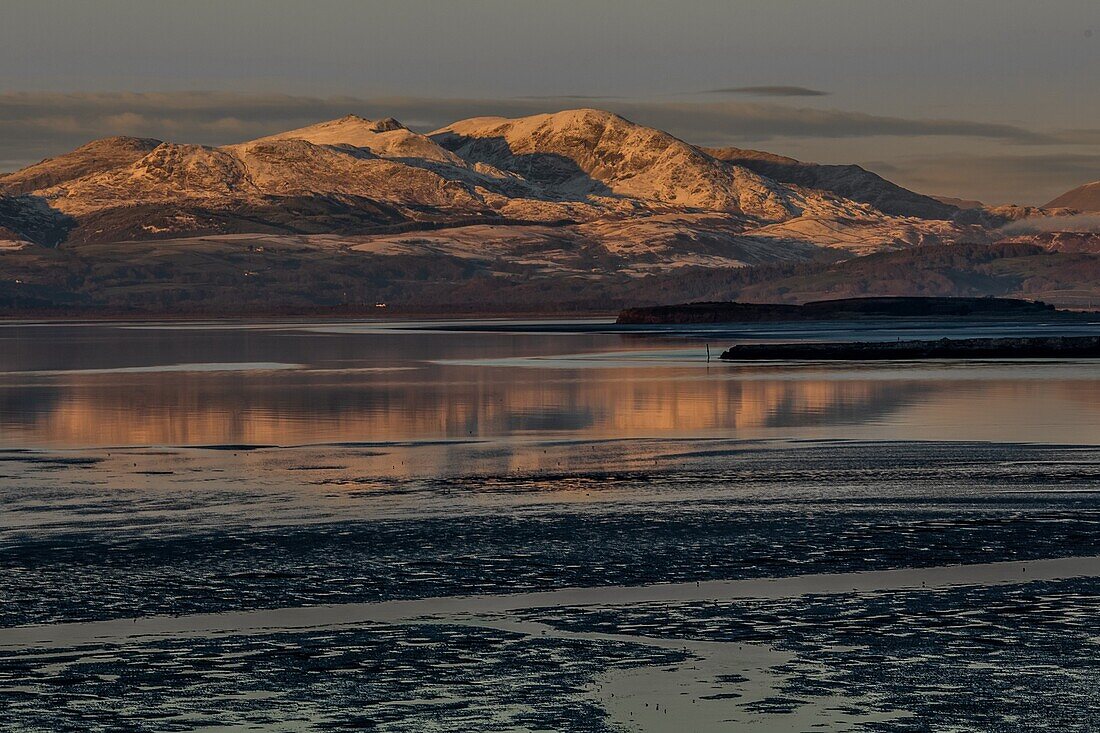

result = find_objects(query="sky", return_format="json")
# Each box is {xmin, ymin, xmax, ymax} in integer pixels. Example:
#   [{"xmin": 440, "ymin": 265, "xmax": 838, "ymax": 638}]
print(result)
[{"xmin": 2, "ymin": 0, "xmax": 1099, "ymax": 204}]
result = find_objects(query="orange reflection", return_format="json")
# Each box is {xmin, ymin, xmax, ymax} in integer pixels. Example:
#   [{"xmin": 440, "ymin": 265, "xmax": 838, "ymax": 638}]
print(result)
[
  {"xmin": 8, "ymin": 365, "xmax": 1100, "ymax": 452},
  {"xmin": 0, "ymin": 367, "xmax": 923, "ymax": 448}
]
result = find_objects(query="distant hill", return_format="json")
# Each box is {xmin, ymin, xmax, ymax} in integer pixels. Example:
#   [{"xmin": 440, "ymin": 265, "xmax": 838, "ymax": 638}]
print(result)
[
  {"xmin": 1046, "ymin": 180, "xmax": 1100, "ymax": 211},
  {"xmin": 931, "ymin": 194, "xmax": 985, "ymax": 210},
  {"xmin": 4, "ymin": 238, "xmax": 1100, "ymax": 315},
  {"xmin": 627, "ymin": 241, "xmax": 1100, "ymax": 310}
]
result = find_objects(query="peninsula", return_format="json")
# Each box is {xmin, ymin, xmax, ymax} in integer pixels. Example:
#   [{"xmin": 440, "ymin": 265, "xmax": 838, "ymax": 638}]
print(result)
[
  {"xmin": 616, "ymin": 297, "xmax": 1069, "ymax": 325},
  {"xmin": 720, "ymin": 335, "xmax": 1100, "ymax": 361}
]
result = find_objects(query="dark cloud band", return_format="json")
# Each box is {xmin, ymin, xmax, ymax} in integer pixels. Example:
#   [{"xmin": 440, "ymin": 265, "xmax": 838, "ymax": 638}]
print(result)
[
  {"xmin": 702, "ymin": 86, "xmax": 830, "ymax": 97},
  {"xmin": 0, "ymin": 90, "xmax": 1050, "ymax": 153}
]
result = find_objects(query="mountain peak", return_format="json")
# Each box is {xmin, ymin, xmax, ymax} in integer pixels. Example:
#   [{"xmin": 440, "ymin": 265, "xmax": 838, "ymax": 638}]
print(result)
[
  {"xmin": 245, "ymin": 115, "xmax": 461, "ymax": 164},
  {"xmin": 329, "ymin": 113, "xmax": 406, "ymax": 132},
  {"xmin": 433, "ymin": 107, "xmax": 810, "ymax": 217},
  {"xmin": 534, "ymin": 107, "xmax": 627, "ymax": 123},
  {"xmin": 368, "ymin": 117, "xmax": 407, "ymax": 133},
  {"xmin": 267, "ymin": 114, "xmax": 409, "ymax": 139},
  {"xmin": 0, "ymin": 135, "xmax": 162, "ymax": 196}
]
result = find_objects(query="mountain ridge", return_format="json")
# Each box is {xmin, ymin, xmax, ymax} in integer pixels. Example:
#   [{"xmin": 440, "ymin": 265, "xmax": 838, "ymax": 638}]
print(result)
[
  {"xmin": 0, "ymin": 108, "xmax": 975, "ymax": 252},
  {"xmin": 704, "ymin": 146, "xmax": 959, "ymax": 220},
  {"xmin": 0, "ymin": 107, "xmax": 1095, "ymax": 313}
]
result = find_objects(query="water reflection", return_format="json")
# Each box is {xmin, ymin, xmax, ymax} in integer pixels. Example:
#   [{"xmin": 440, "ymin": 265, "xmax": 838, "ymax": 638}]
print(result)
[{"xmin": 3, "ymin": 321, "xmax": 1100, "ymax": 448}]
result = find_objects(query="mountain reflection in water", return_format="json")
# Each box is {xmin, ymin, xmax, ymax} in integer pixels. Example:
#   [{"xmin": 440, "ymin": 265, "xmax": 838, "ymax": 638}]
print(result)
[{"xmin": 2, "ymin": 319, "xmax": 1100, "ymax": 449}]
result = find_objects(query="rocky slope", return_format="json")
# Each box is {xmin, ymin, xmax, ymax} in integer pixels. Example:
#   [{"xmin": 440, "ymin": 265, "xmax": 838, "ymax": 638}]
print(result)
[
  {"xmin": 0, "ymin": 108, "xmax": 984, "ymax": 254},
  {"xmin": 0, "ymin": 136, "xmax": 162, "ymax": 196},
  {"xmin": 705, "ymin": 146, "xmax": 959, "ymax": 220},
  {"xmin": 432, "ymin": 109, "xmax": 840, "ymax": 219}
]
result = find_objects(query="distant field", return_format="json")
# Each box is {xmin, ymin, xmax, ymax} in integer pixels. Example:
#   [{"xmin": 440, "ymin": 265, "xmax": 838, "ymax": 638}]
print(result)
[{"xmin": 4, "ymin": 238, "xmax": 1100, "ymax": 315}]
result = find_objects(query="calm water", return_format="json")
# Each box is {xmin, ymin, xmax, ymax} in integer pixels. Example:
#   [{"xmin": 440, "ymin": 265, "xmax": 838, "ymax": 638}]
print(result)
[
  {"xmin": 3, "ymin": 317, "xmax": 1100, "ymax": 448},
  {"xmin": 5, "ymin": 318, "xmax": 1100, "ymax": 731}
]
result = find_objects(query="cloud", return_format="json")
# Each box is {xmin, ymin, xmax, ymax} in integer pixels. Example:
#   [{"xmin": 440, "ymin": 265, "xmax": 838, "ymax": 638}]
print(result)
[
  {"xmin": 998, "ymin": 213, "xmax": 1100, "ymax": 234},
  {"xmin": 602, "ymin": 100, "xmax": 1051, "ymax": 146},
  {"xmin": 515, "ymin": 94, "xmax": 624, "ymax": 100},
  {"xmin": 872, "ymin": 152, "xmax": 1100, "ymax": 206},
  {"xmin": 702, "ymin": 86, "xmax": 829, "ymax": 97},
  {"xmin": 0, "ymin": 91, "xmax": 1050, "ymax": 158},
  {"xmin": 1051, "ymin": 128, "xmax": 1100, "ymax": 145}
]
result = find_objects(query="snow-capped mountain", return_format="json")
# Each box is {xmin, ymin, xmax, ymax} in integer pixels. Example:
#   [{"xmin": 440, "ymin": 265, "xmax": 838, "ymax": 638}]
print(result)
[{"xmin": 0, "ymin": 108, "xmax": 980, "ymax": 256}]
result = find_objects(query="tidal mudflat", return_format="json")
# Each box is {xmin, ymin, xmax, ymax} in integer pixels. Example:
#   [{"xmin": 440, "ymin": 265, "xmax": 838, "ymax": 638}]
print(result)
[{"xmin": 3, "ymin": 319, "xmax": 1100, "ymax": 731}]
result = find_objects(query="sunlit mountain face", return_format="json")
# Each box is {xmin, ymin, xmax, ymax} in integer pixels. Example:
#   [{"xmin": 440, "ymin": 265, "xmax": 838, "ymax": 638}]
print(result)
[
  {"xmin": 3, "ymin": 106, "xmax": 1098, "ymax": 313},
  {"xmin": 0, "ymin": 108, "xmax": 1052, "ymax": 314}
]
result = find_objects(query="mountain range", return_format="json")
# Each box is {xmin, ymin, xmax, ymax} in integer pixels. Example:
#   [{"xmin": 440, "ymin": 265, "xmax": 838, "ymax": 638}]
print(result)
[{"xmin": 0, "ymin": 108, "xmax": 1097, "ymax": 312}]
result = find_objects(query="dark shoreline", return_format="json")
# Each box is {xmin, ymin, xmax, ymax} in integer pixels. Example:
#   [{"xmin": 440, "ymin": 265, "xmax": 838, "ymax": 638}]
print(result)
[
  {"xmin": 720, "ymin": 335, "xmax": 1100, "ymax": 361},
  {"xmin": 618, "ymin": 296, "xmax": 1097, "ymax": 325}
]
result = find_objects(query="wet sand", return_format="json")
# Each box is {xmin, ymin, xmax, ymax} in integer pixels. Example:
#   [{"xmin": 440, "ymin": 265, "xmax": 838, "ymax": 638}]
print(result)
[
  {"xmin": 5, "ymin": 319, "xmax": 1100, "ymax": 730},
  {"xmin": 5, "ymin": 555, "xmax": 1095, "ymax": 651}
]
